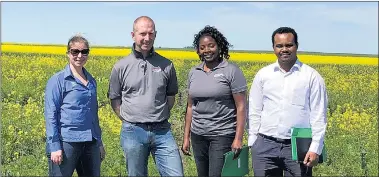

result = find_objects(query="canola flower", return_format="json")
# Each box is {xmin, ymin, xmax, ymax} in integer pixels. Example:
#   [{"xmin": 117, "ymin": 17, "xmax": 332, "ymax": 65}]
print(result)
[
  {"xmin": 2, "ymin": 44, "xmax": 377, "ymax": 65},
  {"xmin": 1, "ymin": 43, "xmax": 378, "ymax": 176},
  {"xmin": 329, "ymin": 104, "xmax": 376, "ymax": 135}
]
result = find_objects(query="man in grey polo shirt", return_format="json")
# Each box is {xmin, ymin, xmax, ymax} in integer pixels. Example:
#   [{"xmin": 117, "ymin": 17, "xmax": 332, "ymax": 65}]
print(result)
[{"xmin": 107, "ymin": 16, "xmax": 183, "ymax": 176}]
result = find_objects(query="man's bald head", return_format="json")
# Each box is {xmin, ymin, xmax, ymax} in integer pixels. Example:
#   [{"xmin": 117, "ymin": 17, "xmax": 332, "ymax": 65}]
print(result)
[
  {"xmin": 131, "ymin": 16, "xmax": 157, "ymax": 55},
  {"xmin": 133, "ymin": 16, "xmax": 156, "ymax": 32}
]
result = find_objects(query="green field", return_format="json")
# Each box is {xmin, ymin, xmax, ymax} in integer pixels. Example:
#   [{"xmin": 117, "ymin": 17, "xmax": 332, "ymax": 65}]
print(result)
[{"xmin": 1, "ymin": 50, "xmax": 378, "ymax": 176}]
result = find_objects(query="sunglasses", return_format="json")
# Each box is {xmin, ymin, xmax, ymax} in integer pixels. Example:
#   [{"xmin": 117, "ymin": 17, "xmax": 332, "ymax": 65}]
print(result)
[{"xmin": 69, "ymin": 49, "xmax": 90, "ymax": 56}]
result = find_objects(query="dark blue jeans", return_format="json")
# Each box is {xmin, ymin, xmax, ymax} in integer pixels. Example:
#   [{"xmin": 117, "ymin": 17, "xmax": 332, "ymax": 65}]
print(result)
[
  {"xmin": 251, "ymin": 134, "xmax": 312, "ymax": 177},
  {"xmin": 191, "ymin": 131, "xmax": 235, "ymax": 177},
  {"xmin": 46, "ymin": 139, "xmax": 100, "ymax": 177}
]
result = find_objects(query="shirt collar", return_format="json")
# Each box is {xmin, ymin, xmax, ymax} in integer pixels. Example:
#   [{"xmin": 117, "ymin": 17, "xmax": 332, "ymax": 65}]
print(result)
[
  {"xmin": 274, "ymin": 59, "xmax": 302, "ymax": 72},
  {"xmin": 132, "ymin": 43, "xmax": 155, "ymax": 59},
  {"xmin": 195, "ymin": 59, "xmax": 229, "ymax": 71},
  {"xmin": 63, "ymin": 64, "xmax": 92, "ymax": 81}
]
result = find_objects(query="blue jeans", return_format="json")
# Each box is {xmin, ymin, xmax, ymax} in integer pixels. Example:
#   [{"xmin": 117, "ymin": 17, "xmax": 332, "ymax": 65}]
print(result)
[
  {"xmin": 46, "ymin": 139, "xmax": 100, "ymax": 177},
  {"xmin": 120, "ymin": 121, "xmax": 184, "ymax": 176}
]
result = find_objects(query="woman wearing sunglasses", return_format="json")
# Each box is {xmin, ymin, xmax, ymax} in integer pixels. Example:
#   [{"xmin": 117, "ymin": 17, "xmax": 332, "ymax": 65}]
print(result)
[{"xmin": 44, "ymin": 35, "xmax": 105, "ymax": 176}]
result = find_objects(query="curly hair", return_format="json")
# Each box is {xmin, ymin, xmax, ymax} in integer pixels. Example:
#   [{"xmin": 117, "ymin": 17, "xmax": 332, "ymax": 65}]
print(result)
[{"xmin": 192, "ymin": 25, "xmax": 231, "ymax": 61}]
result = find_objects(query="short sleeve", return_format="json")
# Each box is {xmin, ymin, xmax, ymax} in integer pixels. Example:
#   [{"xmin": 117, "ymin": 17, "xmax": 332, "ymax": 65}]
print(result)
[
  {"xmin": 107, "ymin": 65, "xmax": 122, "ymax": 100},
  {"xmin": 186, "ymin": 68, "xmax": 195, "ymax": 91},
  {"xmin": 166, "ymin": 62, "xmax": 178, "ymax": 96},
  {"xmin": 230, "ymin": 65, "xmax": 247, "ymax": 94}
]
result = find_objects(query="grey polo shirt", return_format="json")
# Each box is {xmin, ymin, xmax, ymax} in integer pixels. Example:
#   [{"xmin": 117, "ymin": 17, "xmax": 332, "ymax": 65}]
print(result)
[
  {"xmin": 187, "ymin": 59, "xmax": 247, "ymax": 136},
  {"xmin": 108, "ymin": 46, "xmax": 178, "ymax": 123}
]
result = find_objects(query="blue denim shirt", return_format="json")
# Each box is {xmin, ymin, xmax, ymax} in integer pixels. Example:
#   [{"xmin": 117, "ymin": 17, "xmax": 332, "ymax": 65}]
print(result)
[{"xmin": 44, "ymin": 64, "xmax": 102, "ymax": 152}]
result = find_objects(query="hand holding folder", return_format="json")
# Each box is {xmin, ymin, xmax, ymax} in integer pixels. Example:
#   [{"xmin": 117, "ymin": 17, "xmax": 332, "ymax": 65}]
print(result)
[
  {"xmin": 291, "ymin": 128, "xmax": 326, "ymax": 164},
  {"xmin": 221, "ymin": 145, "xmax": 249, "ymax": 177}
]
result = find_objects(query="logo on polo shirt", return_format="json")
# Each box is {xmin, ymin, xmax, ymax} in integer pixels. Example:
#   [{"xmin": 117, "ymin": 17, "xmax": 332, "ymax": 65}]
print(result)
[
  {"xmin": 152, "ymin": 67, "xmax": 162, "ymax": 72},
  {"xmin": 214, "ymin": 73, "xmax": 224, "ymax": 78}
]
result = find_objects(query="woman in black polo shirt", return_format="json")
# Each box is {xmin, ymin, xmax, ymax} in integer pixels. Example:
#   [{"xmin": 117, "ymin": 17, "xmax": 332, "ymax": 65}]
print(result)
[{"xmin": 181, "ymin": 25, "xmax": 248, "ymax": 177}]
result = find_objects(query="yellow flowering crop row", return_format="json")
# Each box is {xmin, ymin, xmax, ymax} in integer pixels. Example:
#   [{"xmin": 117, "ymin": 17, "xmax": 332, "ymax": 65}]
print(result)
[{"xmin": 2, "ymin": 44, "xmax": 377, "ymax": 65}]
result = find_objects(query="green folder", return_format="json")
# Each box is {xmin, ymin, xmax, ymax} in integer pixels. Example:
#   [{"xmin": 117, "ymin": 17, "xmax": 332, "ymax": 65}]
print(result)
[
  {"xmin": 291, "ymin": 127, "xmax": 326, "ymax": 163},
  {"xmin": 221, "ymin": 145, "xmax": 249, "ymax": 177}
]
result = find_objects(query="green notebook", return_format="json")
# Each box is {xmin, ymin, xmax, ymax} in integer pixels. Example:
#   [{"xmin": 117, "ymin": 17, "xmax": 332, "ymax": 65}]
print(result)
[
  {"xmin": 221, "ymin": 145, "xmax": 249, "ymax": 177},
  {"xmin": 291, "ymin": 128, "xmax": 326, "ymax": 163}
]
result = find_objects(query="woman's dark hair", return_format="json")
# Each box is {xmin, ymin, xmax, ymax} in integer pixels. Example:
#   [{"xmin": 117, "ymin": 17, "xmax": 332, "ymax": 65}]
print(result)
[{"xmin": 193, "ymin": 25, "xmax": 231, "ymax": 61}]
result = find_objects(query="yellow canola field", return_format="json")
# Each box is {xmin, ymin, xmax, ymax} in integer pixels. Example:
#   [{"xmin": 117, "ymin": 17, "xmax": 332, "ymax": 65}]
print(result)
[{"xmin": 2, "ymin": 44, "xmax": 377, "ymax": 65}]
